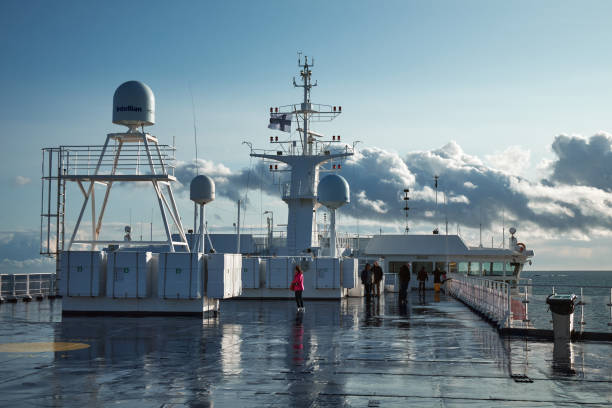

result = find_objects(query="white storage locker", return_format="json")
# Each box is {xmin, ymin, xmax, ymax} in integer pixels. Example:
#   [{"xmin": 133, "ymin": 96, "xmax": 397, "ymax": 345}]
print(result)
[
  {"xmin": 241, "ymin": 257, "xmax": 261, "ymax": 289},
  {"xmin": 231, "ymin": 254, "xmax": 243, "ymax": 296},
  {"xmin": 341, "ymin": 258, "xmax": 358, "ymax": 289},
  {"xmin": 158, "ymin": 252, "xmax": 203, "ymax": 299},
  {"xmin": 315, "ymin": 258, "xmax": 340, "ymax": 289},
  {"xmin": 106, "ymin": 252, "xmax": 154, "ymax": 298},
  {"xmin": 207, "ymin": 253, "xmax": 242, "ymax": 299},
  {"xmin": 59, "ymin": 251, "xmax": 106, "ymax": 297},
  {"xmin": 267, "ymin": 257, "xmax": 290, "ymax": 289}
]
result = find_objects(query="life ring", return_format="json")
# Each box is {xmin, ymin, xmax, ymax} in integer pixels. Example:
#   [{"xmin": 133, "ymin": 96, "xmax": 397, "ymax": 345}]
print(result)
[{"xmin": 517, "ymin": 243, "xmax": 526, "ymax": 253}]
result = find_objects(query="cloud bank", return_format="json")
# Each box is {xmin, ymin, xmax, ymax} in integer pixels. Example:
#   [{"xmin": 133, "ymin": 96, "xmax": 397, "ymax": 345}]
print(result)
[
  {"xmin": 172, "ymin": 137, "xmax": 612, "ymax": 237},
  {"xmin": 545, "ymin": 132, "xmax": 612, "ymax": 191}
]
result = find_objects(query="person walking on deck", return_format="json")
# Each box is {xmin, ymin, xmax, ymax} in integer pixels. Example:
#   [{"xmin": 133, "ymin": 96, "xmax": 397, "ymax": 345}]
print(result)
[
  {"xmin": 398, "ymin": 262, "xmax": 411, "ymax": 304},
  {"xmin": 417, "ymin": 266, "xmax": 428, "ymax": 295},
  {"xmin": 361, "ymin": 263, "xmax": 373, "ymax": 299},
  {"xmin": 372, "ymin": 261, "xmax": 383, "ymax": 297},
  {"xmin": 290, "ymin": 265, "xmax": 305, "ymax": 311}
]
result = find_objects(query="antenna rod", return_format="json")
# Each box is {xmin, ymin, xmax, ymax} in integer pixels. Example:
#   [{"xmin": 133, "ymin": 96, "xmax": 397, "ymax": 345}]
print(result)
[{"xmin": 236, "ymin": 200, "xmax": 241, "ymax": 253}]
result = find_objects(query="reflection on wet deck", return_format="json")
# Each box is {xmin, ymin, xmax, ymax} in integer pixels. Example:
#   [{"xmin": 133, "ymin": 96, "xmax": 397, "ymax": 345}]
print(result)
[{"xmin": 1, "ymin": 293, "xmax": 611, "ymax": 407}]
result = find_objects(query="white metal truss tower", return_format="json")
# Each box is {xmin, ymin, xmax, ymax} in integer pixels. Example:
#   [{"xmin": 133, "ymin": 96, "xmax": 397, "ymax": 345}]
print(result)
[{"xmin": 42, "ymin": 131, "xmax": 188, "ymax": 255}]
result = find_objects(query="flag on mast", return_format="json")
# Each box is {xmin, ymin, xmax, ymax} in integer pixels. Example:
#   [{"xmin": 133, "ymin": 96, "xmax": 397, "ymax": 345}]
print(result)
[{"xmin": 268, "ymin": 113, "xmax": 292, "ymax": 132}]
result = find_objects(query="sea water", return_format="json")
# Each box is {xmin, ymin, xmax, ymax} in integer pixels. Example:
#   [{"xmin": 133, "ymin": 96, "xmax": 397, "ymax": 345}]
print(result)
[{"xmin": 520, "ymin": 270, "xmax": 612, "ymax": 332}]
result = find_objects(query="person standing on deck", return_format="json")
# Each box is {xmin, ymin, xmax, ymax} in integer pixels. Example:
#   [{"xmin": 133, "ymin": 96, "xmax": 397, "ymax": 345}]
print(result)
[
  {"xmin": 417, "ymin": 266, "xmax": 428, "ymax": 295},
  {"xmin": 433, "ymin": 266, "xmax": 443, "ymax": 293},
  {"xmin": 372, "ymin": 261, "xmax": 383, "ymax": 297},
  {"xmin": 398, "ymin": 262, "xmax": 411, "ymax": 304},
  {"xmin": 361, "ymin": 263, "xmax": 373, "ymax": 299},
  {"xmin": 290, "ymin": 265, "xmax": 305, "ymax": 311}
]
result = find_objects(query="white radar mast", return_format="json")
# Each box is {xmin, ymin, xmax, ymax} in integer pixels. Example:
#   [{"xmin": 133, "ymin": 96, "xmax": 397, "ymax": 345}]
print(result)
[{"xmin": 248, "ymin": 56, "xmax": 355, "ymax": 255}]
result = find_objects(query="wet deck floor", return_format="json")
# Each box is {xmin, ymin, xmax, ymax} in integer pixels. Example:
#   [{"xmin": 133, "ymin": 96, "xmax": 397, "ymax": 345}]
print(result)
[{"xmin": 0, "ymin": 293, "xmax": 611, "ymax": 407}]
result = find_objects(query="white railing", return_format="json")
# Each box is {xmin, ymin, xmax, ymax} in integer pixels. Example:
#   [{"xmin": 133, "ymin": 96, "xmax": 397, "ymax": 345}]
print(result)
[
  {"xmin": 0, "ymin": 273, "xmax": 56, "ymax": 301},
  {"xmin": 446, "ymin": 274, "xmax": 511, "ymax": 328}
]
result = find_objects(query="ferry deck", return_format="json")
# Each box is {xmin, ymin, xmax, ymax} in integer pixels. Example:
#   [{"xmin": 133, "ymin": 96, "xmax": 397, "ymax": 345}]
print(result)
[{"xmin": 1, "ymin": 292, "xmax": 610, "ymax": 407}]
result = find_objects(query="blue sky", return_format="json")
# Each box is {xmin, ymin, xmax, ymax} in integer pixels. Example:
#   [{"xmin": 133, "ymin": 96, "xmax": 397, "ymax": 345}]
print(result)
[{"xmin": 2, "ymin": 1, "xmax": 612, "ymax": 270}]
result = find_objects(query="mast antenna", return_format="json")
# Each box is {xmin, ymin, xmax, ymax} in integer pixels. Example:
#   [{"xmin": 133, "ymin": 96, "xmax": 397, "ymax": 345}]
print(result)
[{"xmin": 403, "ymin": 188, "xmax": 410, "ymax": 234}]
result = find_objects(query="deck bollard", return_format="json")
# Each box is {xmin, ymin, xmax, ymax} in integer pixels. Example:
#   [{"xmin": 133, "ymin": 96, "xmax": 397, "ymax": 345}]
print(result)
[{"xmin": 546, "ymin": 294, "xmax": 577, "ymax": 341}]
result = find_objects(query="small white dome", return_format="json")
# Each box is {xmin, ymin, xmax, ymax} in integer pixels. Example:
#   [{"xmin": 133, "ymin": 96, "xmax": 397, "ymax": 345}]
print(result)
[
  {"xmin": 190, "ymin": 175, "xmax": 215, "ymax": 205},
  {"xmin": 318, "ymin": 174, "xmax": 350, "ymax": 209},
  {"xmin": 112, "ymin": 81, "xmax": 155, "ymax": 128}
]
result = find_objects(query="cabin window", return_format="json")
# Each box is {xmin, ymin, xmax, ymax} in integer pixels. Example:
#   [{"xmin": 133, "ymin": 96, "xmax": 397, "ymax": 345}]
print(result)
[
  {"xmin": 448, "ymin": 262, "xmax": 458, "ymax": 273},
  {"xmin": 434, "ymin": 262, "xmax": 446, "ymax": 272},
  {"xmin": 388, "ymin": 262, "xmax": 408, "ymax": 274},
  {"xmin": 491, "ymin": 262, "xmax": 504, "ymax": 276},
  {"xmin": 459, "ymin": 262, "xmax": 480, "ymax": 275},
  {"xmin": 481, "ymin": 263, "xmax": 489, "ymax": 276},
  {"xmin": 412, "ymin": 261, "xmax": 432, "ymax": 276},
  {"xmin": 469, "ymin": 262, "xmax": 480, "ymax": 276}
]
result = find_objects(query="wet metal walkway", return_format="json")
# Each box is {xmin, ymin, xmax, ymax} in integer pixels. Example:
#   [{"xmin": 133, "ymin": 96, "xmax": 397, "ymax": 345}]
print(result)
[{"xmin": 0, "ymin": 293, "xmax": 611, "ymax": 407}]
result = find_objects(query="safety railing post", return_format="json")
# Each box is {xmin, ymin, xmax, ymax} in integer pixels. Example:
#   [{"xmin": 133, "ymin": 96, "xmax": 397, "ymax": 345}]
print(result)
[
  {"xmin": 507, "ymin": 283, "xmax": 511, "ymax": 328},
  {"xmin": 608, "ymin": 288, "xmax": 612, "ymax": 327},
  {"xmin": 578, "ymin": 287, "xmax": 586, "ymax": 333}
]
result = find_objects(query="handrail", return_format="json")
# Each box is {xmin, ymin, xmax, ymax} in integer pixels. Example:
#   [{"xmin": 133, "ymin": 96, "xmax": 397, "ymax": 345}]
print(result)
[
  {"xmin": 446, "ymin": 274, "xmax": 511, "ymax": 328},
  {"xmin": 0, "ymin": 273, "xmax": 56, "ymax": 299}
]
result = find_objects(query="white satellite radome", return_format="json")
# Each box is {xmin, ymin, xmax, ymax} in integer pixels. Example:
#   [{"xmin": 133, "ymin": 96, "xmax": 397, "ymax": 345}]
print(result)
[
  {"xmin": 190, "ymin": 175, "xmax": 215, "ymax": 205},
  {"xmin": 317, "ymin": 174, "xmax": 350, "ymax": 209},
  {"xmin": 112, "ymin": 80, "xmax": 155, "ymax": 129}
]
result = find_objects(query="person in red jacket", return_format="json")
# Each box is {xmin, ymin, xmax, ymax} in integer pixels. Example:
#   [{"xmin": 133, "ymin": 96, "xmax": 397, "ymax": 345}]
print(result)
[{"xmin": 291, "ymin": 265, "xmax": 305, "ymax": 311}]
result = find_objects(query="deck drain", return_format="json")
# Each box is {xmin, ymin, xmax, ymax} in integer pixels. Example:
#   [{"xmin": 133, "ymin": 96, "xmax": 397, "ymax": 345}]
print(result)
[{"xmin": 511, "ymin": 374, "xmax": 534, "ymax": 383}]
